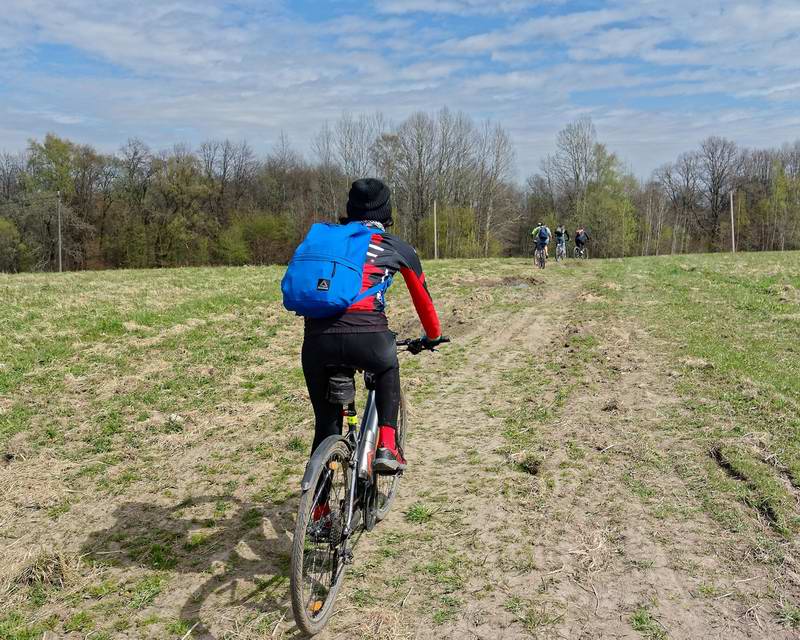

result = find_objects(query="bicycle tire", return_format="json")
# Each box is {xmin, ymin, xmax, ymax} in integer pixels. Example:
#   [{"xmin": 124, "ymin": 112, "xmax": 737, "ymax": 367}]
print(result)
[
  {"xmin": 290, "ymin": 438, "xmax": 351, "ymax": 636},
  {"xmin": 375, "ymin": 393, "xmax": 406, "ymax": 521}
]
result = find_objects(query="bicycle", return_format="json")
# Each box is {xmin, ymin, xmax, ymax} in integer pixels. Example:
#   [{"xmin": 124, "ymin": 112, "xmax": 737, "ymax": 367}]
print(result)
[
  {"xmin": 290, "ymin": 336, "xmax": 450, "ymax": 636},
  {"xmin": 534, "ymin": 243, "xmax": 547, "ymax": 269},
  {"xmin": 574, "ymin": 245, "xmax": 588, "ymax": 259},
  {"xmin": 555, "ymin": 241, "xmax": 566, "ymax": 262}
]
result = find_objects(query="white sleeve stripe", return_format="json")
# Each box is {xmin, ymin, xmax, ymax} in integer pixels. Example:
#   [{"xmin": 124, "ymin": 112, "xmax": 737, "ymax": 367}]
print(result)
[
  {"xmin": 368, "ymin": 244, "xmax": 385, "ymax": 251},
  {"xmin": 366, "ymin": 252, "xmax": 378, "ymax": 257}
]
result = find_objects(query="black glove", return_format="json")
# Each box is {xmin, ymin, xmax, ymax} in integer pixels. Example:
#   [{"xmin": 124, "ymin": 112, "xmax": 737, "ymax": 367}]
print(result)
[{"xmin": 408, "ymin": 335, "xmax": 445, "ymax": 354}]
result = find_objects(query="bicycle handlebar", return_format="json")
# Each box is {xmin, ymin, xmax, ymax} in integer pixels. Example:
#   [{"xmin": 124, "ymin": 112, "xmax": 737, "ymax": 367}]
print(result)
[{"xmin": 396, "ymin": 336, "xmax": 451, "ymax": 353}]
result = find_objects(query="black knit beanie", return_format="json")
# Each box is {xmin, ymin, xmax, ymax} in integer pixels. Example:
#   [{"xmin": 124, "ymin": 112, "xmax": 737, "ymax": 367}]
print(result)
[{"xmin": 346, "ymin": 178, "xmax": 392, "ymax": 224}]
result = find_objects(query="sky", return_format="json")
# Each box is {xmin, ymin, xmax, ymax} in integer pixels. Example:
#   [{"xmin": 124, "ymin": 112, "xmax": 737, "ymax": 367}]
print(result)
[{"xmin": 2, "ymin": 0, "xmax": 800, "ymax": 179}]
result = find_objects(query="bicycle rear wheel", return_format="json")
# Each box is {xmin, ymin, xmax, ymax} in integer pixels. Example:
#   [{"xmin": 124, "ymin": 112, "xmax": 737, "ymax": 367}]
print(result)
[
  {"xmin": 290, "ymin": 439, "xmax": 351, "ymax": 636},
  {"xmin": 375, "ymin": 393, "xmax": 406, "ymax": 522}
]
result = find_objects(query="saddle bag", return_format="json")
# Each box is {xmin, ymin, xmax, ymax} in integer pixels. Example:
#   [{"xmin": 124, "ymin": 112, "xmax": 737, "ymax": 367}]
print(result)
[{"xmin": 326, "ymin": 373, "xmax": 356, "ymax": 405}]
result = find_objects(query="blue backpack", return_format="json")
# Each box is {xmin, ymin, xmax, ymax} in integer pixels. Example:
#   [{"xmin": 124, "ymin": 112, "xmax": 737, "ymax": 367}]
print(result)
[
  {"xmin": 281, "ymin": 222, "xmax": 389, "ymax": 318},
  {"xmin": 538, "ymin": 227, "xmax": 549, "ymax": 242}
]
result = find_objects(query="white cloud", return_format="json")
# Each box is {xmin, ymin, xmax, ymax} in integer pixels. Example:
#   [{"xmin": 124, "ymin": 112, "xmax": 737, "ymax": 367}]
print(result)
[
  {"xmin": 375, "ymin": 0, "xmax": 558, "ymax": 15},
  {"xmin": 441, "ymin": 9, "xmax": 633, "ymax": 54}
]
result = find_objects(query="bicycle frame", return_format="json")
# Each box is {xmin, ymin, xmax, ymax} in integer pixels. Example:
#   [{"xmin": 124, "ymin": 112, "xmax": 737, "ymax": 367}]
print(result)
[
  {"xmin": 298, "ymin": 381, "xmax": 379, "ymax": 547},
  {"xmin": 344, "ymin": 386, "xmax": 379, "ymax": 538},
  {"xmin": 534, "ymin": 244, "xmax": 547, "ymax": 268}
]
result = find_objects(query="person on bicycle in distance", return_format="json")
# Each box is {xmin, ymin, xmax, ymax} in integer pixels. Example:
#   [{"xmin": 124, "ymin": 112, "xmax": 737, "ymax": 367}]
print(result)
[
  {"xmin": 575, "ymin": 227, "xmax": 589, "ymax": 254},
  {"xmin": 302, "ymin": 178, "xmax": 444, "ymax": 475},
  {"xmin": 532, "ymin": 221, "xmax": 552, "ymax": 258},
  {"xmin": 555, "ymin": 225, "xmax": 569, "ymax": 252}
]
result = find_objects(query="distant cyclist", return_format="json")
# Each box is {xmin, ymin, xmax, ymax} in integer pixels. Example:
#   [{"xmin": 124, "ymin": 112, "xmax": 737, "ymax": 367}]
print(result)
[
  {"xmin": 574, "ymin": 227, "xmax": 589, "ymax": 258},
  {"xmin": 531, "ymin": 222, "xmax": 552, "ymax": 258},
  {"xmin": 554, "ymin": 225, "xmax": 569, "ymax": 260}
]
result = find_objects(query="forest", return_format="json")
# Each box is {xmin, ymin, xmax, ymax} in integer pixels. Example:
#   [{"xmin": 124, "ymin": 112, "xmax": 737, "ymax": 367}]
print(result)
[{"xmin": 1, "ymin": 109, "xmax": 799, "ymax": 272}]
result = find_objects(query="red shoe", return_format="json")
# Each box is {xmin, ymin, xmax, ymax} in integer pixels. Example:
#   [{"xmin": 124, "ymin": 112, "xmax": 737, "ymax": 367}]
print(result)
[{"xmin": 375, "ymin": 425, "xmax": 406, "ymax": 474}]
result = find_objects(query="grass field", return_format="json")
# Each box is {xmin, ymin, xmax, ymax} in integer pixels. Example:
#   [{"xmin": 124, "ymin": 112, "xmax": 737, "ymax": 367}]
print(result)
[{"xmin": 1, "ymin": 252, "xmax": 799, "ymax": 639}]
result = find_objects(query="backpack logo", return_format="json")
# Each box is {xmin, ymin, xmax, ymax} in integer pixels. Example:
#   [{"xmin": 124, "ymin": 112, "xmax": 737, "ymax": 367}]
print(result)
[{"xmin": 316, "ymin": 279, "xmax": 330, "ymax": 291}]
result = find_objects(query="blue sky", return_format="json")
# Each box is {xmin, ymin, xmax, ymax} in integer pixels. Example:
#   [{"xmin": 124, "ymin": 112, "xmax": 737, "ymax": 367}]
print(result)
[{"xmin": 2, "ymin": 0, "xmax": 800, "ymax": 178}]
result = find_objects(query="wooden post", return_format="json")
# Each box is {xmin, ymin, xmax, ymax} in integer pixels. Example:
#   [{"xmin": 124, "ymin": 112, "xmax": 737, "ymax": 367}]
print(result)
[
  {"xmin": 730, "ymin": 190, "xmax": 736, "ymax": 253},
  {"xmin": 57, "ymin": 190, "xmax": 63, "ymax": 272},
  {"xmin": 433, "ymin": 199, "xmax": 439, "ymax": 259}
]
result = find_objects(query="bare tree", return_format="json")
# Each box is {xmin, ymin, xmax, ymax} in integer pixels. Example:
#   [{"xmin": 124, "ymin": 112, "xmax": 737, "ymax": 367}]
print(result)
[
  {"xmin": 313, "ymin": 123, "xmax": 343, "ymax": 216},
  {"xmin": 395, "ymin": 112, "xmax": 438, "ymax": 239},
  {"xmin": 697, "ymin": 136, "xmax": 741, "ymax": 246},
  {"xmin": 474, "ymin": 121, "xmax": 515, "ymax": 256},
  {"xmin": 0, "ymin": 152, "xmax": 26, "ymax": 202},
  {"xmin": 552, "ymin": 116, "xmax": 597, "ymax": 215},
  {"xmin": 118, "ymin": 138, "xmax": 157, "ymax": 224},
  {"xmin": 657, "ymin": 153, "xmax": 701, "ymax": 253},
  {"xmin": 334, "ymin": 112, "xmax": 386, "ymax": 180},
  {"xmin": 229, "ymin": 140, "xmax": 257, "ymax": 213}
]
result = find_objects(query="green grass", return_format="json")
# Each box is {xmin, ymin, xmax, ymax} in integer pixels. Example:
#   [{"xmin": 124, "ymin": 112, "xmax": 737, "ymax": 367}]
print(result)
[
  {"xmin": 711, "ymin": 445, "xmax": 798, "ymax": 536},
  {"xmin": 0, "ymin": 613, "xmax": 55, "ymax": 640},
  {"xmin": 405, "ymin": 502, "xmax": 436, "ymax": 524},
  {"xmin": 631, "ymin": 603, "xmax": 667, "ymax": 639},
  {"xmin": 777, "ymin": 601, "xmax": 800, "ymax": 628},
  {"xmin": 64, "ymin": 611, "xmax": 94, "ymax": 632},
  {"xmin": 589, "ymin": 252, "xmax": 800, "ymax": 536},
  {"xmin": 128, "ymin": 574, "xmax": 167, "ymax": 609}
]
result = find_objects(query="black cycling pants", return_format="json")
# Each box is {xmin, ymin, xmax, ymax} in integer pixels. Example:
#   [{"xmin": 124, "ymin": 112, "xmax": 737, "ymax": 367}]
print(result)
[{"xmin": 302, "ymin": 331, "xmax": 400, "ymax": 453}]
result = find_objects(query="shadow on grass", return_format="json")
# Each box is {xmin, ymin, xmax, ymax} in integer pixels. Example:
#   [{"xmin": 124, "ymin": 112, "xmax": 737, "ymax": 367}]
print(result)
[{"xmin": 80, "ymin": 495, "xmax": 305, "ymax": 639}]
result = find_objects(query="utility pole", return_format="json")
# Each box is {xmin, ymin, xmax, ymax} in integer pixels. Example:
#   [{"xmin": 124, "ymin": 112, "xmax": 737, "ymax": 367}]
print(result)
[
  {"xmin": 433, "ymin": 199, "xmax": 439, "ymax": 259},
  {"xmin": 57, "ymin": 190, "xmax": 63, "ymax": 272},
  {"xmin": 730, "ymin": 190, "xmax": 736, "ymax": 253}
]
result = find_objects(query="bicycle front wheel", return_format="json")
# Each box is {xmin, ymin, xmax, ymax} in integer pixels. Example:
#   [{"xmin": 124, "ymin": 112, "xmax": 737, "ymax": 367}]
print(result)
[
  {"xmin": 375, "ymin": 393, "xmax": 406, "ymax": 522},
  {"xmin": 290, "ymin": 438, "xmax": 351, "ymax": 636}
]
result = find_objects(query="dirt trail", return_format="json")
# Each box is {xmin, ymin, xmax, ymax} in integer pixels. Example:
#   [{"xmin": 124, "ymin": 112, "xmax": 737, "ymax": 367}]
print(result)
[{"xmin": 318, "ymin": 272, "xmax": 794, "ymax": 640}]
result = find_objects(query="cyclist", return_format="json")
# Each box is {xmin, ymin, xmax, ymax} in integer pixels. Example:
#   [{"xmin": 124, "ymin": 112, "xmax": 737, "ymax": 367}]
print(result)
[
  {"xmin": 555, "ymin": 225, "xmax": 569, "ymax": 257},
  {"xmin": 575, "ymin": 227, "xmax": 589, "ymax": 256},
  {"xmin": 300, "ymin": 179, "xmax": 444, "ymax": 478},
  {"xmin": 531, "ymin": 222, "xmax": 552, "ymax": 258}
]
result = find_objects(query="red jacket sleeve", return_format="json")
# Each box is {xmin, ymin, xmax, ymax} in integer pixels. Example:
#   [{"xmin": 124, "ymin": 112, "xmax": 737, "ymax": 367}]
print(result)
[
  {"xmin": 400, "ymin": 267, "xmax": 441, "ymax": 339},
  {"xmin": 379, "ymin": 233, "xmax": 442, "ymax": 339}
]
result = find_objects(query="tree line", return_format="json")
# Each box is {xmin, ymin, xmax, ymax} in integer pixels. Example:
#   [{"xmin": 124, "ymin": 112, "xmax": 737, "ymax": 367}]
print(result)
[
  {"xmin": 1, "ymin": 110, "xmax": 799, "ymax": 273},
  {"xmin": 0, "ymin": 109, "xmax": 518, "ymax": 272}
]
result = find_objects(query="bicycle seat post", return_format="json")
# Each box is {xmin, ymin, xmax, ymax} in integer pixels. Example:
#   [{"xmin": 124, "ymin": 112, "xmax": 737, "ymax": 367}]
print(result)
[{"xmin": 343, "ymin": 401, "xmax": 357, "ymax": 433}]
